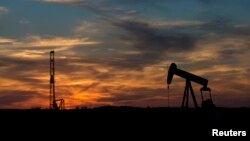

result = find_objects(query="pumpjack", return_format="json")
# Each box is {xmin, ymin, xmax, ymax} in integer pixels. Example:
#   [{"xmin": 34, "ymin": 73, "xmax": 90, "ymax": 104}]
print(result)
[{"xmin": 167, "ymin": 63, "xmax": 215, "ymax": 108}]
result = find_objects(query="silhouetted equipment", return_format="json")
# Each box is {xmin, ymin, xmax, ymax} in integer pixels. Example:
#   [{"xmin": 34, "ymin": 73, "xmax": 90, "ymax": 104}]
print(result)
[
  {"xmin": 167, "ymin": 63, "xmax": 214, "ymax": 108},
  {"xmin": 50, "ymin": 51, "xmax": 65, "ymax": 110},
  {"xmin": 55, "ymin": 99, "xmax": 65, "ymax": 110}
]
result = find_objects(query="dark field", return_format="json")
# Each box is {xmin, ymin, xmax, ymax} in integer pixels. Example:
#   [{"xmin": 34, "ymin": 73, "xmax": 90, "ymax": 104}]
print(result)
[{"xmin": 1, "ymin": 107, "xmax": 249, "ymax": 138}]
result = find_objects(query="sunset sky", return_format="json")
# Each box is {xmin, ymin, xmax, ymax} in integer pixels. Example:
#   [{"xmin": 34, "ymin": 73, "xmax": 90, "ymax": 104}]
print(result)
[{"xmin": 0, "ymin": 0, "xmax": 249, "ymax": 109}]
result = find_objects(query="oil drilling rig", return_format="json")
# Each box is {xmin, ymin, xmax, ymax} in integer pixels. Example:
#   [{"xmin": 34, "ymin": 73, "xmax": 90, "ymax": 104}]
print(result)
[
  {"xmin": 167, "ymin": 63, "xmax": 214, "ymax": 108},
  {"xmin": 50, "ymin": 51, "xmax": 65, "ymax": 110}
]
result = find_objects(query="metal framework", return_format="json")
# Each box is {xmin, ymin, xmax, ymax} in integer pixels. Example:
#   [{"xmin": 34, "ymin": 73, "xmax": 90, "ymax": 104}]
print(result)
[{"xmin": 50, "ymin": 51, "xmax": 65, "ymax": 110}]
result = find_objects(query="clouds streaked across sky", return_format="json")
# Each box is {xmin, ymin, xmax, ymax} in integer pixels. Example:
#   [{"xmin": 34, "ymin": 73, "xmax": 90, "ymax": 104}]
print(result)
[{"xmin": 0, "ymin": 0, "xmax": 249, "ymax": 109}]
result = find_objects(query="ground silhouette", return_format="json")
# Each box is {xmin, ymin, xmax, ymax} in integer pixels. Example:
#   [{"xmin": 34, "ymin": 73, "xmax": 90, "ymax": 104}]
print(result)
[{"xmin": 0, "ymin": 106, "xmax": 249, "ymax": 138}]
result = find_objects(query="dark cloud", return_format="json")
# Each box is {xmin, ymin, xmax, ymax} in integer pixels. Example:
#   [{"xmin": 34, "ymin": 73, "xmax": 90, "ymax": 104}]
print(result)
[
  {"xmin": 105, "ymin": 19, "xmax": 196, "ymax": 69},
  {"xmin": 217, "ymin": 49, "xmax": 245, "ymax": 65},
  {"xmin": 112, "ymin": 20, "xmax": 195, "ymax": 51},
  {"xmin": 81, "ymin": 4, "xmax": 138, "ymax": 16},
  {"xmin": 97, "ymin": 86, "xmax": 167, "ymax": 103},
  {"xmin": 231, "ymin": 25, "xmax": 250, "ymax": 37},
  {"xmin": 76, "ymin": 16, "xmax": 248, "ymax": 71},
  {"xmin": 197, "ymin": 16, "xmax": 250, "ymax": 37},
  {"xmin": 81, "ymin": 55, "xmax": 158, "ymax": 70},
  {"xmin": 0, "ymin": 56, "xmax": 87, "ymax": 81},
  {"xmin": 0, "ymin": 56, "xmax": 47, "ymax": 84},
  {"xmin": 0, "ymin": 90, "xmax": 40, "ymax": 107},
  {"xmin": 198, "ymin": 16, "xmax": 233, "ymax": 33},
  {"xmin": 219, "ymin": 49, "xmax": 244, "ymax": 57},
  {"xmin": 71, "ymin": 18, "xmax": 200, "ymax": 71},
  {"xmin": 78, "ymin": 82, "xmax": 100, "ymax": 92},
  {"xmin": 0, "ymin": 56, "xmax": 47, "ymax": 72}
]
